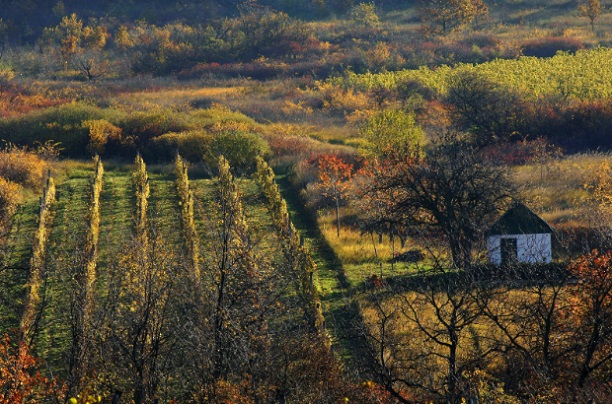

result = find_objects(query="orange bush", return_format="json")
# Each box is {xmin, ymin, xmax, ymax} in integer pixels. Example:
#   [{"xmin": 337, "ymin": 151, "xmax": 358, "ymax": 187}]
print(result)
[
  {"xmin": 0, "ymin": 146, "xmax": 46, "ymax": 189},
  {"xmin": 0, "ymin": 334, "xmax": 65, "ymax": 403},
  {"xmin": 0, "ymin": 177, "xmax": 22, "ymax": 221}
]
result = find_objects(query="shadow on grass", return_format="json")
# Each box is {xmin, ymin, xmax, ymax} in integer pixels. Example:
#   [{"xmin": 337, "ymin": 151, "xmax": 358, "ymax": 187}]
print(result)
[
  {"xmin": 375, "ymin": 263, "xmax": 572, "ymax": 294},
  {"xmin": 276, "ymin": 175, "xmax": 372, "ymax": 377},
  {"xmin": 276, "ymin": 176, "xmax": 350, "ymax": 290}
]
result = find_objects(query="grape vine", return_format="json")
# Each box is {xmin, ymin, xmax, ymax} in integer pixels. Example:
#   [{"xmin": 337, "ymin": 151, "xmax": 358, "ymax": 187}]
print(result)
[
  {"xmin": 175, "ymin": 153, "xmax": 200, "ymax": 282},
  {"xmin": 20, "ymin": 171, "xmax": 56, "ymax": 345},
  {"xmin": 334, "ymin": 48, "xmax": 612, "ymax": 102},
  {"xmin": 133, "ymin": 153, "xmax": 150, "ymax": 247},
  {"xmin": 254, "ymin": 156, "xmax": 326, "ymax": 335}
]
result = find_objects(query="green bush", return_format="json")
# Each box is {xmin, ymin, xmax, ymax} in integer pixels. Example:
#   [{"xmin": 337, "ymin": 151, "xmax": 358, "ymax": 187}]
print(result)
[
  {"xmin": 147, "ymin": 128, "xmax": 269, "ymax": 172},
  {"xmin": 119, "ymin": 110, "xmax": 190, "ymax": 149},
  {"xmin": 0, "ymin": 102, "xmax": 109, "ymax": 157},
  {"xmin": 358, "ymin": 109, "xmax": 424, "ymax": 160},
  {"xmin": 146, "ymin": 130, "xmax": 212, "ymax": 162},
  {"xmin": 203, "ymin": 130, "xmax": 270, "ymax": 174},
  {"xmin": 350, "ymin": 2, "xmax": 381, "ymax": 28}
]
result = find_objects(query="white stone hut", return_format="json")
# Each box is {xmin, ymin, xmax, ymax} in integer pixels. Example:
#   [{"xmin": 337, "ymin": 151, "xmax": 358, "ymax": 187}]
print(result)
[{"xmin": 487, "ymin": 203, "xmax": 553, "ymax": 265}]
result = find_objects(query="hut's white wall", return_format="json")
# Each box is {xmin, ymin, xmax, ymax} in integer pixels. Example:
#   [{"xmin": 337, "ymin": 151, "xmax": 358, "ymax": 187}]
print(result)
[{"xmin": 487, "ymin": 234, "xmax": 552, "ymax": 265}]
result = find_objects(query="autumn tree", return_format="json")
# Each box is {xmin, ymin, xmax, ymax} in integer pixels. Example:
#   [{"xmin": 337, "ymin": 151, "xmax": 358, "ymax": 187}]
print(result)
[
  {"xmin": 65, "ymin": 156, "xmax": 104, "ymax": 400},
  {"xmin": 579, "ymin": 0, "xmax": 602, "ymax": 34},
  {"xmin": 350, "ymin": 2, "xmax": 381, "ymax": 28},
  {"xmin": 209, "ymin": 156, "xmax": 274, "ymax": 388},
  {"xmin": 83, "ymin": 119, "xmax": 122, "ymax": 156},
  {"xmin": 418, "ymin": 0, "xmax": 488, "ymax": 34},
  {"xmin": 41, "ymin": 13, "xmax": 109, "ymax": 79},
  {"xmin": 569, "ymin": 250, "xmax": 612, "ymax": 388},
  {"xmin": 471, "ymin": 266, "xmax": 577, "ymax": 396},
  {"xmin": 0, "ymin": 334, "xmax": 65, "ymax": 403},
  {"xmin": 361, "ymin": 269, "xmax": 496, "ymax": 403},
  {"xmin": 0, "ymin": 65, "xmax": 14, "ymax": 97},
  {"xmin": 310, "ymin": 154, "xmax": 354, "ymax": 238},
  {"xmin": 104, "ymin": 229, "xmax": 178, "ymax": 404},
  {"xmin": 98, "ymin": 155, "xmax": 179, "ymax": 404}
]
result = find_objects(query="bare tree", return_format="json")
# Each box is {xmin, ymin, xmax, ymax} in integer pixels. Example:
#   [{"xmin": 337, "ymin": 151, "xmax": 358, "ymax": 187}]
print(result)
[
  {"xmin": 361, "ymin": 266, "xmax": 494, "ymax": 403},
  {"xmin": 370, "ymin": 132, "xmax": 514, "ymax": 269},
  {"xmin": 472, "ymin": 266, "xmax": 577, "ymax": 395},
  {"xmin": 446, "ymin": 70, "xmax": 528, "ymax": 146},
  {"xmin": 104, "ymin": 230, "xmax": 178, "ymax": 404}
]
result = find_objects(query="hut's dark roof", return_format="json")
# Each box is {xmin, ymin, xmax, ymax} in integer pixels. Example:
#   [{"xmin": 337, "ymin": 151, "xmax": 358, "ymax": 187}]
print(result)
[{"xmin": 487, "ymin": 203, "xmax": 553, "ymax": 236}]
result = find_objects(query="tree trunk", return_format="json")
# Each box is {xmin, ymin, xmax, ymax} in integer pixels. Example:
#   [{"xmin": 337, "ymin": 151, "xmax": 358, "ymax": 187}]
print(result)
[
  {"xmin": 578, "ymin": 316, "xmax": 602, "ymax": 387},
  {"xmin": 335, "ymin": 197, "xmax": 340, "ymax": 238}
]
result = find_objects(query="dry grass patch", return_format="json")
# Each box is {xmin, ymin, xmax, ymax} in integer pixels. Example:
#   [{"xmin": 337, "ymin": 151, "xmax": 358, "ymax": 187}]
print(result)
[{"xmin": 513, "ymin": 153, "xmax": 612, "ymax": 227}]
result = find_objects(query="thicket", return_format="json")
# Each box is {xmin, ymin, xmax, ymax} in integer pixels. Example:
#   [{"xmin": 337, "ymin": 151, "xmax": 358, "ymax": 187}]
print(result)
[
  {"xmin": 0, "ymin": 101, "xmax": 274, "ymax": 161},
  {"xmin": 149, "ymin": 126, "xmax": 270, "ymax": 171},
  {"xmin": 0, "ymin": 103, "xmax": 108, "ymax": 157},
  {"xmin": 0, "ymin": 334, "xmax": 65, "ymax": 403}
]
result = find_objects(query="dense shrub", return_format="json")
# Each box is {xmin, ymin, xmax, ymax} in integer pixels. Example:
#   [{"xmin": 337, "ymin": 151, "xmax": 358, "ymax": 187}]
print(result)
[
  {"xmin": 0, "ymin": 103, "xmax": 108, "ymax": 157},
  {"xmin": 146, "ymin": 128, "xmax": 269, "ymax": 171},
  {"xmin": 358, "ymin": 109, "xmax": 424, "ymax": 160},
  {"xmin": 203, "ymin": 130, "xmax": 270, "ymax": 174},
  {"xmin": 126, "ymin": 11, "xmax": 315, "ymax": 75},
  {"xmin": 119, "ymin": 110, "xmax": 190, "ymax": 149},
  {"xmin": 521, "ymin": 36, "xmax": 586, "ymax": 58},
  {"xmin": 146, "ymin": 130, "xmax": 212, "ymax": 162},
  {"xmin": 533, "ymin": 99, "xmax": 612, "ymax": 152},
  {"xmin": 446, "ymin": 70, "xmax": 529, "ymax": 144},
  {"xmin": 83, "ymin": 119, "xmax": 123, "ymax": 156}
]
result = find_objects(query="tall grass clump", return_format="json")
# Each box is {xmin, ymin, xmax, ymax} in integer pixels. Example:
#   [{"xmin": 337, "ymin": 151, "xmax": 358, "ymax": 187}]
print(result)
[
  {"xmin": 0, "ymin": 145, "xmax": 44, "ymax": 230},
  {"xmin": 20, "ymin": 172, "xmax": 56, "ymax": 345},
  {"xmin": 254, "ymin": 156, "xmax": 326, "ymax": 336},
  {"xmin": 175, "ymin": 153, "xmax": 200, "ymax": 282}
]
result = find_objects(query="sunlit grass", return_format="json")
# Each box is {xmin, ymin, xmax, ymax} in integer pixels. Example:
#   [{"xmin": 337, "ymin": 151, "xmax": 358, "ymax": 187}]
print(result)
[
  {"xmin": 513, "ymin": 153, "xmax": 610, "ymax": 228},
  {"xmin": 110, "ymin": 85, "xmax": 245, "ymax": 111},
  {"xmin": 318, "ymin": 212, "xmax": 395, "ymax": 264}
]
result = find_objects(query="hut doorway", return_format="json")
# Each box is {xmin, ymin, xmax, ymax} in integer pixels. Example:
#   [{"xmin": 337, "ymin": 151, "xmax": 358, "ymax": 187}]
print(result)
[{"xmin": 500, "ymin": 238, "xmax": 517, "ymax": 265}]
